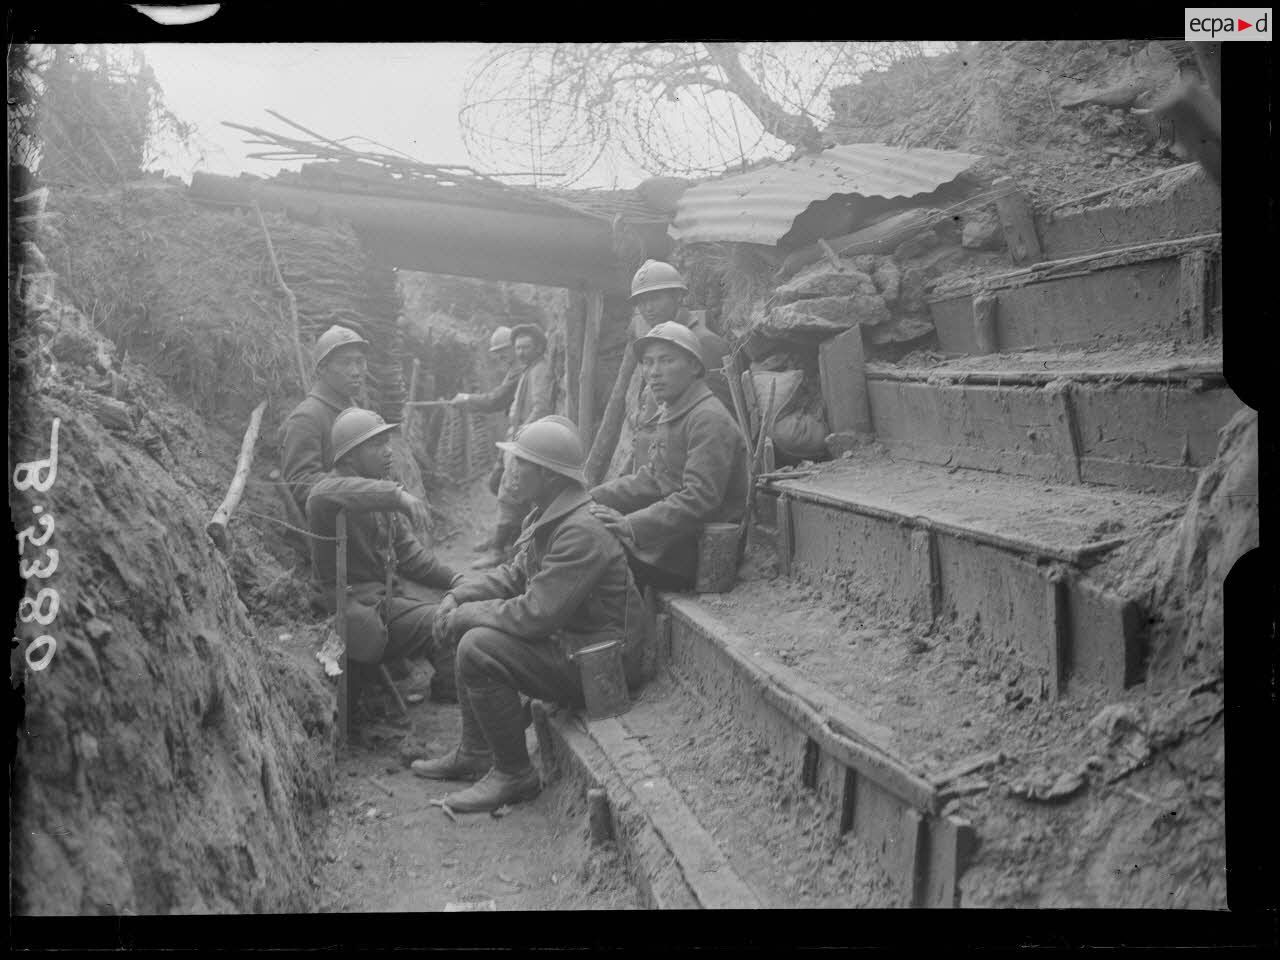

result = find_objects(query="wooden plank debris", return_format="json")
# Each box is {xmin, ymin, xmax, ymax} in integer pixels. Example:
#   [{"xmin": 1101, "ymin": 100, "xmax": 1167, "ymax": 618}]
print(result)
[
  {"xmin": 207, "ymin": 399, "xmax": 268, "ymax": 553},
  {"xmin": 819, "ymin": 324, "xmax": 872, "ymax": 436}
]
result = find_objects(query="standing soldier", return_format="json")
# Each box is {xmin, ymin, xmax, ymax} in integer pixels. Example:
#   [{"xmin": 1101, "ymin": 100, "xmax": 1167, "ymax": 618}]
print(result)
[
  {"xmin": 279, "ymin": 324, "xmax": 371, "ymax": 518},
  {"xmin": 412, "ymin": 416, "xmax": 647, "ymax": 812},
  {"xmin": 453, "ymin": 323, "xmax": 555, "ymax": 569},
  {"xmin": 307, "ymin": 408, "xmax": 466, "ymax": 703},
  {"xmin": 627, "ymin": 260, "xmax": 732, "ymax": 473},
  {"xmin": 460, "ymin": 326, "xmax": 519, "ymax": 551},
  {"xmin": 589, "ymin": 322, "xmax": 748, "ymax": 592}
]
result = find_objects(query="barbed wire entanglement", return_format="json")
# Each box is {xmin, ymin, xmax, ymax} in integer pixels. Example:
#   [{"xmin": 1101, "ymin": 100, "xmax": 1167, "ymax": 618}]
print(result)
[{"xmin": 458, "ymin": 42, "xmax": 957, "ymax": 187}]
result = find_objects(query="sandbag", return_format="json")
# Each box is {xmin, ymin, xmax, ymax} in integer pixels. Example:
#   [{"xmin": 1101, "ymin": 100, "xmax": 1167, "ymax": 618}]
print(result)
[
  {"xmin": 772, "ymin": 409, "xmax": 829, "ymax": 460},
  {"xmin": 748, "ymin": 369, "xmax": 804, "ymax": 420}
]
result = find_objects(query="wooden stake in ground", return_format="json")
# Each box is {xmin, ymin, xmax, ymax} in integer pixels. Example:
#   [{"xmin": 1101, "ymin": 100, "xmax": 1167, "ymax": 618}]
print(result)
[
  {"xmin": 207, "ymin": 399, "xmax": 268, "ymax": 553},
  {"xmin": 584, "ymin": 346, "xmax": 638, "ymax": 487},
  {"xmin": 578, "ymin": 290, "xmax": 603, "ymax": 447},
  {"xmin": 254, "ymin": 200, "xmax": 311, "ymax": 391}
]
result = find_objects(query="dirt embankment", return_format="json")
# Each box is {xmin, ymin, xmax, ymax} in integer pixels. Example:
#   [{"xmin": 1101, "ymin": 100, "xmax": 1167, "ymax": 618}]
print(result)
[
  {"xmin": 12, "ymin": 215, "xmax": 335, "ymax": 915},
  {"xmin": 827, "ymin": 40, "xmax": 1195, "ymax": 206}
]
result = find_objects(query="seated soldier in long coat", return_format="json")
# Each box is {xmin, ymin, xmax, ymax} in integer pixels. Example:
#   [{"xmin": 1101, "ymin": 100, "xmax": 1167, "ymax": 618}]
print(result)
[
  {"xmin": 589, "ymin": 321, "xmax": 749, "ymax": 592},
  {"xmin": 412, "ymin": 416, "xmax": 648, "ymax": 813},
  {"xmin": 307, "ymin": 408, "xmax": 465, "ymax": 702}
]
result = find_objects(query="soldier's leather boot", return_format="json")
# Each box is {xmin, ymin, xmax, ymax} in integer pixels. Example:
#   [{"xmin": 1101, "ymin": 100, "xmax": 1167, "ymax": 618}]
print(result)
[
  {"xmin": 411, "ymin": 748, "xmax": 492, "ymax": 782},
  {"xmin": 443, "ymin": 767, "xmax": 541, "ymax": 813},
  {"xmin": 411, "ymin": 685, "xmax": 492, "ymax": 781},
  {"xmin": 442, "ymin": 682, "xmax": 540, "ymax": 812}
]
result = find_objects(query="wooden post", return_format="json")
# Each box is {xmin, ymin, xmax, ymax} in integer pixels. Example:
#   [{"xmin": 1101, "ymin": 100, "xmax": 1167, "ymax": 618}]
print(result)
[
  {"xmin": 992, "ymin": 177, "xmax": 1043, "ymax": 265},
  {"xmin": 1178, "ymin": 249, "xmax": 1211, "ymax": 338},
  {"xmin": 818, "ymin": 324, "xmax": 872, "ymax": 435},
  {"xmin": 1047, "ymin": 383, "xmax": 1082, "ymax": 484},
  {"xmin": 207, "ymin": 400, "xmax": 268, "ymax": 553},
  {"xmin": 584, "ymin": 347, "xmax": 638, "ymax": 487},
  {"xmin": 909, "ymin": 528, "xmax": 940, "ymax": 623},
  {"xmin": 566, "ymin": 291, "xmax": 585, "ymax": 425},
  {"xmin": 254, "ymin": 201, "xmax": 310, "ymax": 390},
  {"xmin": 1045, "ymin": 572, "xmax": 1068, "ymax": 701},
  {"xmin": 578, "ymin": 290, "xmax": 603, "ymax": 447},
  {"xmin": 971, "ymin": 292, "xmax": 999, "ymax": 355},
  {"xmin": 901, "ymin": 808, "xmax": 927, "ymax": 908},
  {"xmin": 587, "ymin": 788, "xmax": 613, "ymax": 845},
  {"xmin": 776, "ymin": 493, "xmax": 794, "ymax": 577},
  {"xmin": 336, "ymin": 510, "xmax": 349, "ymax": 745}
]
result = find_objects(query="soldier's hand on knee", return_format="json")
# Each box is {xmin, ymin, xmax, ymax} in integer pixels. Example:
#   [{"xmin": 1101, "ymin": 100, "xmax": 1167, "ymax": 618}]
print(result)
[{"xmin": 434, "ymin": 595, "xmax": 458, "ymax": 639}]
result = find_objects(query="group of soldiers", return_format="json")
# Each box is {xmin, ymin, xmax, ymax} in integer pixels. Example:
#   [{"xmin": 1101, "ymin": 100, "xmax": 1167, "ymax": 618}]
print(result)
[{"xmin": 277, "ymin": 261, "xmax": 747, "ymax": 813}]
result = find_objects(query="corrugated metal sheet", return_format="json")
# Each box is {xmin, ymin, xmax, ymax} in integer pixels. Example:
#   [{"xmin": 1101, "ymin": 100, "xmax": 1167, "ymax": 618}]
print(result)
[{"xmin": 670, "ymin": 143, "xmax": 984, "ymax": 246}]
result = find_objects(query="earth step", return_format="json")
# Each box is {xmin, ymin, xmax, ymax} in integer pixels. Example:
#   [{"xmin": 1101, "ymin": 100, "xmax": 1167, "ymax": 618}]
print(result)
[
  {"xmin": 656, "ymin": 594, "xmax": 979, "ymax": 907},
  {"xmin": 863, "ymin": 343, "xmax": 1242, "ymax": 496},
  {"xmin": 927, "ymin": 232, "xmax": 1221, "ymax": 352},
  {"xmin": 533, "ymin": 701, "xmax": 761, "ymax": 909},
  {"xmin": 769, "ymin": 452, "xmax": 1178, "ymax": 694},
  {"xmin": 1038, "ymin": 163, "xmax": 1219, "ymax": 260}
]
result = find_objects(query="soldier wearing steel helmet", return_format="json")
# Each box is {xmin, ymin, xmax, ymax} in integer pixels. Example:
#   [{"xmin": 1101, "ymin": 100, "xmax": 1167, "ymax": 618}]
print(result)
[
  {"xmin": 279, "ymin": 324, "xmax": 372, "ymax": 518},
  {"xmin": 412, "ymin": 416, "xmax": 647, "ymax": 813},
  {"xmin": 589, "ymin": 321, "xmax": 749, "ymax": 592},
  {"xmin": 627, "ymin": 260, "xmax": 733, "ymax": 473},
  {"xmin": 452, "ymin": 326, "xmax": 521, "ymax": 542},
  {"xmin": 453, "ymin": 323, "xmax": 556, "ymax": 569},
  {"xmin": 306, "ymin": 408, "xmax": 466, "ymax": 703}
]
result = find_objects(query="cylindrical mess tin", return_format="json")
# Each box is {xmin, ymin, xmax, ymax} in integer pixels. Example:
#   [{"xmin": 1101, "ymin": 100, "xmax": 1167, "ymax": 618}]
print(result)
[
  {"xmin": 694, "ymin": 521, "xmax": 740, "ymax": 593},
  {"xmin": 572, "ymin": 639, "xmax": 630, "ymax": 721}
]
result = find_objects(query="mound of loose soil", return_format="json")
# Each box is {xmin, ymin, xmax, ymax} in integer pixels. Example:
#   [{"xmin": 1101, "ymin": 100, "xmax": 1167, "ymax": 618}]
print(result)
[
  {"xmin": 11, "ymin": 240, "xmax": 335, "ymax": 914},
  {"xmin": 826, "ymin": 40, "xmax": 1193, "ymax": 206}
]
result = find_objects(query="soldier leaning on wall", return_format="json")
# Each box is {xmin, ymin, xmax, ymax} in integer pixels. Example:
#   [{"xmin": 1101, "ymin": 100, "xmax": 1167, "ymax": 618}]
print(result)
[{"xmin": 279, "ymin": 324, "xmax": 372, "ymax": 519}]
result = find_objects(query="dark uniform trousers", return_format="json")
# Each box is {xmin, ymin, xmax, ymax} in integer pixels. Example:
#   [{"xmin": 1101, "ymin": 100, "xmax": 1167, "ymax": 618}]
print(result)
[
  {"xmin": 307, "ymin": 473, "xmax": 463, "ymax": 695},
  {"xmin": 446, "ymin": 486, "xmax": 647, "ymax": 772}
]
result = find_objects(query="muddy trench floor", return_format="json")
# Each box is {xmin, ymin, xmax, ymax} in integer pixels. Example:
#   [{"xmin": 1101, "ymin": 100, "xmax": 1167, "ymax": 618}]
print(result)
[{"xmin": 276, "ymin": 477, "xmax": 639, "ymax": 912}]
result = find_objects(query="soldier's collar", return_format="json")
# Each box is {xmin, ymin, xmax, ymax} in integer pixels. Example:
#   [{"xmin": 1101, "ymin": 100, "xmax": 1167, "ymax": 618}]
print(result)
[
  {"xmin": 310, "ymin": 378, "xmax": 353, "ymax": 412},
  {"xmin": 657, "ymin": 379, "xmax": 714, "ymax": 423},
  {"xmin": 520, "ymin": 486, "xmax": 592, "ymax": 539}
]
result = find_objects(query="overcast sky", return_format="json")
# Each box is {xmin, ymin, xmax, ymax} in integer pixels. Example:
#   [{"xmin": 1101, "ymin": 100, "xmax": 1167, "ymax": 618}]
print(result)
[{"xmin": 142, "ymin": 43, "xmax": 651, "ymax": 189}]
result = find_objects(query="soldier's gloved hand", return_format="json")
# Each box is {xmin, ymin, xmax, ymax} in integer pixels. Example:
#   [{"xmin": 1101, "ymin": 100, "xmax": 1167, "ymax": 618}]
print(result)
[
  {"xmin": 396, "ymin": 490, "xmax": 432, "ymax": 534},
  {"xmin": 450, "ymin": 392, "xmax": 472, "ymax": 407},
  {"xmin": 588, "ymin": 503, "xmax": 636, "ymax": 547}
]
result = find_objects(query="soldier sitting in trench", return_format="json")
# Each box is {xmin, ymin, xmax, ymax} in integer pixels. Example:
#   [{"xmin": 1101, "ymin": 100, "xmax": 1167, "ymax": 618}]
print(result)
[
  {"xmin": 306, "ymin": 408, "xmax": 465, "ymax": 706},
  {"xmin": 588, "ymin": 322, "xmax": 749, "ymax": 592},
  {"xmin": 412, "ymin": 416, "xmax": 647, "ymax": 813}
]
